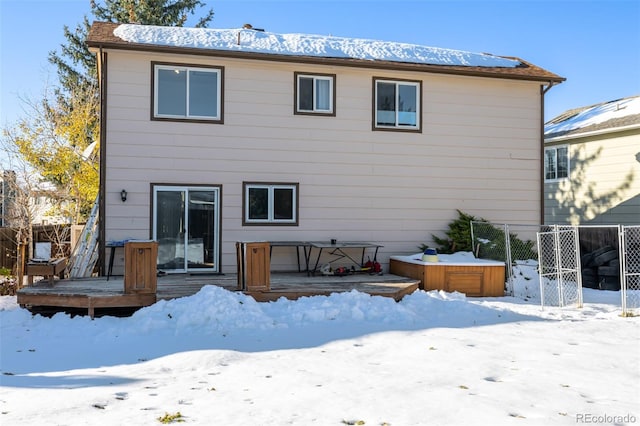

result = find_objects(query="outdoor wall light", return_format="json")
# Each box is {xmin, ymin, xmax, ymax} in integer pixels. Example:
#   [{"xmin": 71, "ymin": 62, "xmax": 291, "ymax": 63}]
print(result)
[{"xmin": 121, "ymin": 189, "xmax": 127, "ymax": 202}]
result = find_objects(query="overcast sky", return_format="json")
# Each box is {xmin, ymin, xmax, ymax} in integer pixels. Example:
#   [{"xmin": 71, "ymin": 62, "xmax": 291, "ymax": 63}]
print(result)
[{"xmin": 1, "ymin": 0, "xmax": 639, "ymax": 128}]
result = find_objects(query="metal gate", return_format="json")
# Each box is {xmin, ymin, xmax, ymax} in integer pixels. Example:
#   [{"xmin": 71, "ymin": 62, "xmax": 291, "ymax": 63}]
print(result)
[
  {"xmin": 470, "ymin": 221, "xmax": 543, "ymax": 296},
  {"xmin": 621, "ymin": 225, "xmax": 640, "ymax": 316},
  {"xmin": 537, "ymin": 226, "xmax": 583, "ymax": 308}
]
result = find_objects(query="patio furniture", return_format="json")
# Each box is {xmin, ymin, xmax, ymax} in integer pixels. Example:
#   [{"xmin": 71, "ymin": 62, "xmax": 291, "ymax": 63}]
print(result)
[
  {"xmin": 310, "ymin": 242, "xmax": 383, "ymax": 275},
  {"xmin": 26, "ymin": 258, "xmax": 67, "ymax": 286},
  {"xmin": 269, "ymin": 241, "xmax": 312, "ymax": 272}
]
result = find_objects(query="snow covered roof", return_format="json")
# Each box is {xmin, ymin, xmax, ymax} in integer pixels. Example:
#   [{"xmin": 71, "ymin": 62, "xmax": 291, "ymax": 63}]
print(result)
[
  {"xmin": 111, "ymin": 23, "xmax": 519, "ymax": 68},
  {"xmin": 545, "ymin": 95, "xmax": 640, "ymax": 140},
  {"xmin": 87, "ymin": 22, "xmax": 564, "ymax": 82}
]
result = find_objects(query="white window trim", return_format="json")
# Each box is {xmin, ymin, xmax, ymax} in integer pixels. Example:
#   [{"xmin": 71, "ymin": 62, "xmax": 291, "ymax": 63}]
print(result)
[
  {"xmin": 244, "ymin": 183, "xmax": 298, "ymax": 225},
  {"xmin": 544, "ymin": 145, "xmax": 570, "ymax": 182},
  {"xmin": 295, "ymin": 73, "xmax": 335, "ymax": 114},
  {"xmin": 374, "ymin": 79, "xmax": 421, "ymax": 130},
  {"xmin": 153, "ymin": 64, "xmax": 222, "ymax": 121}
]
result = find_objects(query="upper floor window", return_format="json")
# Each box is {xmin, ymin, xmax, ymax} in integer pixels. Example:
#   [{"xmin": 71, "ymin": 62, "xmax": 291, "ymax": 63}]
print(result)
[
  {"xmin": 295, "ymin": 72, "xmax": 335, "ymax": 115},
  {"xmin": 544, "ymin": 145, "xmax": 569, "ymax": 181},
  {"xmin": 374, "ymin": 78, "xmax": 421, "ymax": 131},
  {"xmin": 152, "ymin": 62, "xmax": 223, "ymax": 122},
  {"xmin": 243, "ymin": 182, "xmax": 299, "ymax": 225}
]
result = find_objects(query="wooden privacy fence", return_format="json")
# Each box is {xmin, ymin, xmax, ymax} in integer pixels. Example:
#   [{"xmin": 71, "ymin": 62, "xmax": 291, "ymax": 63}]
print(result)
[
  {"xmin": 0, "ymin": 225, "xmax": 73, "ymax": 274},
  {"xmin": 0, "ymin": 227, "xmax": 17, "ymax": 271}
]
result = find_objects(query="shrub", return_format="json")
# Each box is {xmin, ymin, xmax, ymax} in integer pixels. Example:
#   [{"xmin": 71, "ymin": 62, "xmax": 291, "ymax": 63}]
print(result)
[
  {"xmin": 421, "ymin": 210, "xmax": 481, "ymax": 254},
  {"xmin": 422, "ymin": 210, "xmax": 537, "ymax": 262},
  {"xmin": 1, "ymin": 267, "xmax": 17, "ymax": 296}
]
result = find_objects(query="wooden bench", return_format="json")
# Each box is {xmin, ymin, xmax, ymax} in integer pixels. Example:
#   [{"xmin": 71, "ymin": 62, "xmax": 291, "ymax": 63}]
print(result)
[{"xmin": 27, "ymin": 258, "xmax": 67, "ymax": 286}]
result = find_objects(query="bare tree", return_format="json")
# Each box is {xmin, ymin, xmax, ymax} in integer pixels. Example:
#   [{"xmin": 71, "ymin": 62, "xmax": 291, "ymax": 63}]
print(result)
[
  {"xmin": 0, "ymin": 167, "xmax": 40, "ymax": 287},
  {"xmin": 1, "ymin": 85, "xmax": 79, "ymax": 286},
  {"xmin": 2, "ymin": 83, "xmax": 98, "ymax": 225}
]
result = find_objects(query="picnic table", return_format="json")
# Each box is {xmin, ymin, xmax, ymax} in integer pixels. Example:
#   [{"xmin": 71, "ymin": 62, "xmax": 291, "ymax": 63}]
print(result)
[{"xmin": 269, "ymin": 241, "xmax": 312, "ymax": 273}]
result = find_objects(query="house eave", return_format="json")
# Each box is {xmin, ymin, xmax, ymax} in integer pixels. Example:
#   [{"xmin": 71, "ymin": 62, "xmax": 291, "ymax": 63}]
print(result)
[
  {"xmin": 87, "ymin": 40, "xmax": 565, "ymax": 84},
  {"xmin": 544, "ymin": 122, "xmax": 640, "ymax": 143}
]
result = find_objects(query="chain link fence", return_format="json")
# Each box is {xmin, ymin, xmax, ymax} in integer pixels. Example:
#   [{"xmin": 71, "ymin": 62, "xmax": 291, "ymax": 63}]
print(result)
[
  {"xmin": 621, "ymin": 225, "xmax": 640, "ymax": 316},
  {"xmin": 536, "ymin": 228, "xmax": 583, "ymax": 308},
  {"xmin": 470, "ymin": 222, "xmax": 638, "ymax": 314},
  {"xmin": 470, "ymin": 222, "xmax": 545, "ymax": 298}
]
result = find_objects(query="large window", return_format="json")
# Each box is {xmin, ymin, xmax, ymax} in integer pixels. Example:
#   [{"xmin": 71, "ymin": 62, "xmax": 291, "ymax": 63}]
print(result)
[
  {"xmin": 544, "ymin": 146, "xmax": 569, "ymax": 181},
  {"xmin": 295, "ymin": 72, "xmax": 335, "ymax": 115},
  {"xmin": 152, "ymin": 62, "xmax": 223, "ymax": 122},
  {"xmin": 374, "ymin": 78, "xmax": 421, "ymax": 130},
  {"xmin": 243, "ymin": 182, "xmax": 299, "ymax": 225}
]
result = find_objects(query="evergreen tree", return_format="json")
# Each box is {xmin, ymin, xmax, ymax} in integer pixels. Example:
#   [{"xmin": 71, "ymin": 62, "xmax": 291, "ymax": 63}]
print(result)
[
  {"xmin": 427, "ymin": 210, "xmax": 481, "ymax": 254},
  {"xmin": 3, "ymin": 1, "xmax": 215, "ymax": 222},
  {"xmin": 49, "ymin": 0, "xmax": 214, "ymax": 97}
]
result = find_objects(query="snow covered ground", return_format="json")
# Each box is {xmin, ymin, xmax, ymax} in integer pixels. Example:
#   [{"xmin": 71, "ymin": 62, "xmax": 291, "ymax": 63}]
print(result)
[{"xmin": 1, "ymin": 274, "xmax": 638, "ymax": 425}]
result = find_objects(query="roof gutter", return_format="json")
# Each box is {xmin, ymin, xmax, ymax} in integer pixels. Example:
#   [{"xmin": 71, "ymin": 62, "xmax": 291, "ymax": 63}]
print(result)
[
  {"xmin": 86, "ymin": 41, "xmax": 566, "ymax": 84},
  {"xmin": 542, "ymin": 80, "xmax": 557, "ymax": 95}
]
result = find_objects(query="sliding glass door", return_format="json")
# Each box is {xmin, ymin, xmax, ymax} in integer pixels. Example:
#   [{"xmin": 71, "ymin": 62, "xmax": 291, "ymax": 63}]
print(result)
[{"xmin": 153, "ymin": 186, "xmax": 220, "ymax": 273}]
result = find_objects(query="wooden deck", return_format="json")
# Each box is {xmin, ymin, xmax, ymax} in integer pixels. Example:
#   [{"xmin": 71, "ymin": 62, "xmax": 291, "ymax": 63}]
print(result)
[{"xmin": 16, "ymin": 272, "xmax": 419, "ymax": 318}]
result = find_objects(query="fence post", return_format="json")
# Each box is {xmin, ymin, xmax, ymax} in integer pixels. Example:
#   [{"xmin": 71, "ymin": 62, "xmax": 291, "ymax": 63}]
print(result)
[
  {"xmin": 16, "ymin": 243, "xmax": 25, "ymax": 289},
  {"xmin": 504, "ymin": 224, "xmax": 514, "ymax": 295},
  {"xmin": 572, "ymin": 226, "xmax": 583, "ymax": 308},
  {"xmin": 621, "ymin": 225, "xmax": 640, "ymax": 317},
  {"xmin": 470, "ymin": 221, "xmax": 476, "ymax": 256}
]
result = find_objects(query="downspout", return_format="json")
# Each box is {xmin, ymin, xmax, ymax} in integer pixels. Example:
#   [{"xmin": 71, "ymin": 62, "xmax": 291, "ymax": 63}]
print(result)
[
  {"xmin": 539, "ymin": 81, "xmax": 557, "ymax": 225},
  {"xmin": 98, "ymin": 47, "xmax": 107, "ymax": 276}
]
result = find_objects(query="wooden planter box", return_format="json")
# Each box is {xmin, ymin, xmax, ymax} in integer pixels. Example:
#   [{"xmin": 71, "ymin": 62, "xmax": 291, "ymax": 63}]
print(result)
[
  {"xmin": 389, "ymin": 255, "xmax": 505, "ymax": 297},
  {"xmin": 124, "ymin": 241, "xmax": 158, "ymax": 294},
  {"xmin": 236, "ymin": 241, "xmax": 270, "ymax": 291}
]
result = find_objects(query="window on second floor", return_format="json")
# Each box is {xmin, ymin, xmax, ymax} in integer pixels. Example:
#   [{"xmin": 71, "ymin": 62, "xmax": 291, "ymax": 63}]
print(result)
[
  {"xmin": 295, "ymin": 72, "xmax": 335, "ymax": 115},
  {"xmin": 243, "ymin": 182, "xmax": 299, "ymax": 225},
  {"xmin": 152, "ymin": 62, "xmax": 223, "ymax": 122},
  {"xmin": 544, "ymin": 145, "xmax": 569, "ymax": 181},
  {"xmin": 374, "ymin": 78, "xmax": 421, "ymax": 131}
]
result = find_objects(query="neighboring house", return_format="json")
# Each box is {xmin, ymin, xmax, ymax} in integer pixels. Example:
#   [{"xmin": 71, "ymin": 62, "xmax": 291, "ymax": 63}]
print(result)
[
  {"xmin": 0, "ymin": 171, "xmax": 70, "ymax": 227},
  {"xmin": 87, "ymin": 22, "xmax": 564, "ymax": 275},
  {"xmin": 544, "ymin": 95, "xmax": 640, "ymax": 225},
  {"xmin": 29, "ymin": 185, "xmax": 72, "ymax": 226}
]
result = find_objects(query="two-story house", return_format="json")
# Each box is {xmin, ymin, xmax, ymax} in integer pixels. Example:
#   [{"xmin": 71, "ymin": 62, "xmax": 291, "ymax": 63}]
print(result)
[{"xmin": 87, "ymin": 22, "xmax": 564, "ymax": 275}]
